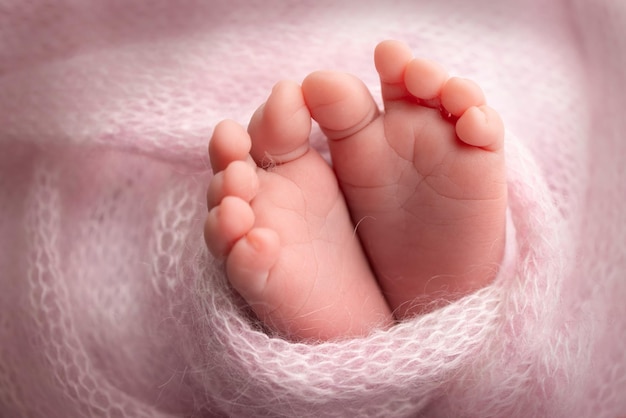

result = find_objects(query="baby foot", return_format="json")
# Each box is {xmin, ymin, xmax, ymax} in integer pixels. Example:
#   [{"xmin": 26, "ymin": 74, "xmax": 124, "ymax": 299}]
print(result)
[
  {"xmin": 302, "ymin": 40, "xmax": 507, "ymax": 318},
  {"xmin": 204, "ymin": 80, "xmax": 392, "ymax": 341}
]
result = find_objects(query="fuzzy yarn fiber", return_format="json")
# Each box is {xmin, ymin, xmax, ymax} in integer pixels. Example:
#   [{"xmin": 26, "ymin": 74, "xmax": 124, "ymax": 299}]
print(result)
[{"xmin": 1, "ymin": 0, "xmax": 625, "ymax": 417}]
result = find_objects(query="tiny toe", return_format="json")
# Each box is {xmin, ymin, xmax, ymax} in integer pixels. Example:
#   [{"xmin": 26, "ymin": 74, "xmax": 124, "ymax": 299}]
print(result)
[
  {"xmin": 248, "ymin": 80, "xmax": 312, "ymax": 165},
  {"xmin": 226, "ymin": 228, "xmax": 280, "ymax": 302},
  {"xmin": 456, "ymin": 105, "xmax": 505, "ymax": 151},
  {"xmin": 374, "ymin": 40, "xmax": 415, "ymax": 102},
  {"xmin": 207, "ymin": 160, "xmax": 259, "ymax": 209},
  {"xmin": 302, "ymin": 71, "xmax": 379, "ymax": 140},
  {"xmin": 441, "ymin": 77, "xmax": 486, "ymax": 117},
  {"xmin": 209, "ymin": 120, "xmax": 253, "ymax": 173},
  {"xmin": 204, "ymin": 196, "xmax": 255, "ymax": 257},
  {"xmin": 404, "ymin": 58, "xmax": 448, "ymax": 101}
]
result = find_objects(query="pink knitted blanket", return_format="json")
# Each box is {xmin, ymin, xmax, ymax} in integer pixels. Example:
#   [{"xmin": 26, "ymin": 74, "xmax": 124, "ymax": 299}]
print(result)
[{"xmin": 1, "ymin": 1, "xmax": 625, "ymax": 417}]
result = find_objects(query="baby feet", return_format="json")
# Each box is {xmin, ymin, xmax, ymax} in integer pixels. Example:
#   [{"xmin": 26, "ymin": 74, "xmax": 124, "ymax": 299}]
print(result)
[
  {"xmin": 205, "ymin": 40, "xmax": 507, "ymax": 341},
  {"xmin": 303, "ymin": 40, "xmax": 507, "ymax": 318},
  {"xmin": 205, "ymin": 81, "xmax": 392, "ymax": 341}
]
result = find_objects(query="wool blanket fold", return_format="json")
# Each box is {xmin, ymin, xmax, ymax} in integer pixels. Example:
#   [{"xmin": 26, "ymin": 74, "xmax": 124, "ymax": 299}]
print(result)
[{"xmin": 1, "ymin": 0, "xmax": 624, "ymax": 417}]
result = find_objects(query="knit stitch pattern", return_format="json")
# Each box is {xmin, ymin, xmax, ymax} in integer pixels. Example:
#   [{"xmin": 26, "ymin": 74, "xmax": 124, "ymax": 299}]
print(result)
[{"xmin": 1, "ymin": 0, "xmax": 625, "ymax": 417}]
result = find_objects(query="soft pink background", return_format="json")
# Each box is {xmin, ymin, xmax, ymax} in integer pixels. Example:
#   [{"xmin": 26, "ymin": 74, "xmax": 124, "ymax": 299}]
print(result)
[{"xmin": 1, "ymin": 1, "xmax": 624, "ymax": 417}]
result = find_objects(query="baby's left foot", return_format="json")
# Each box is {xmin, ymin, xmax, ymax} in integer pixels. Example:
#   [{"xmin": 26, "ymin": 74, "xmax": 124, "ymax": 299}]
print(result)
[
  {"xmin": 204, "ymin": 81, "xmax": 392, "ymax": 341},
  {"xmin": 303, "ymin": 40, "xmax": 508, "ymax": 318}
]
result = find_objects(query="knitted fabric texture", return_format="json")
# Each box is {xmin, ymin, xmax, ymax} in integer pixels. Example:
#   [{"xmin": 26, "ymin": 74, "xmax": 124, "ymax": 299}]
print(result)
[{"xmin": 1, "ymin": 0, "xmax": 625, "ymax": 417}]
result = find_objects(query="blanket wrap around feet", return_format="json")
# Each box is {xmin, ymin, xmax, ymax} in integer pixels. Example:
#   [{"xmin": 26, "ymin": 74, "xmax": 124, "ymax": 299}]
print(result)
[{"xmin": 1, "ymin": 1, "xmax": 625, "ymax": 417}]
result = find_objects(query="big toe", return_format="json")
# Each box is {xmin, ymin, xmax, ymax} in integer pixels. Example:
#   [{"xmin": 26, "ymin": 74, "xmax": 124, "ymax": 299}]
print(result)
[
  {"xmin": 302, "ymin": 71, "xmax": 380, "ymax": 140},
  {"xmin": 248, "ymin": 80, "xmax": 313, "ymax": 165}
]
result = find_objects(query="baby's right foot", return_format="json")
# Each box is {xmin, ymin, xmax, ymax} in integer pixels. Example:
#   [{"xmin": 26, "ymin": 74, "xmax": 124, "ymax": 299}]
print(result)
[
  {"xmin": 204, "ymin": 81, "xmax": 392, "ymax": 341},
  {"xmin": 302, "ymin": 40, "xmax": 508, "ymax": 318}
]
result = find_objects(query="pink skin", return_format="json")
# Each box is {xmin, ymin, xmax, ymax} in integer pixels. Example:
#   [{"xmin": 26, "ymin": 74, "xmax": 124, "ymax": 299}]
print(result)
[
  {"xmin": 204, "ymin": 40, "xmax": 507, "ymax": 340},
  {"xmin": 302, "ymin": 40, "xmax": 507, "ymax": 317},
  {"xmin": 205, "ymin": 83, "xmax": 392, "ymax": 342}
]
